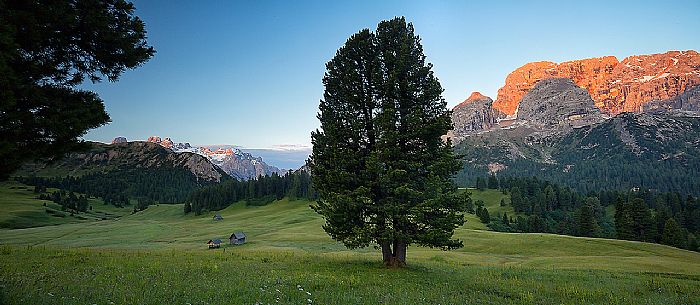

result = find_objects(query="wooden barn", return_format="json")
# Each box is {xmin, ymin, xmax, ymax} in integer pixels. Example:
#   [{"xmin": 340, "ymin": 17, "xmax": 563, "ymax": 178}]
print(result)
[
  {"xmin": 207, "ymin": 239, "xmax": 222, "ymax": 249},
  {"xmin": 229, "ymin": 232, "xmax": 246, "ymax": 245}
]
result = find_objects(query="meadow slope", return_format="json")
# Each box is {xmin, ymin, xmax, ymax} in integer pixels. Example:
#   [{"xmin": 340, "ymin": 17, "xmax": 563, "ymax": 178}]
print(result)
[{"xmin": 1, "ymin": 184, "xmax": 699, "ymax": 304}]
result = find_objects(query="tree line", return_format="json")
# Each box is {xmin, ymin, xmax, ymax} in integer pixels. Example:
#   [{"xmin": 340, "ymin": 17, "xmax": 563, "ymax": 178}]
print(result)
[
  {"xmin": 16, "ymin": 169, "xmax": 316, "ymax": 215},
  {"xmin": 185, "ymin": 170, "xmax": 317, "ymax": 215},
  {"xmin": 477, "ymin": 175, "xmax": 699, "ymax": 252},
  {"xmin": 16, "ymin": 167, "xmax": 216, "ymax": 207},
  {"xmin": 36, "ymin": 188, "xmax": 90, "ymax": 213}
]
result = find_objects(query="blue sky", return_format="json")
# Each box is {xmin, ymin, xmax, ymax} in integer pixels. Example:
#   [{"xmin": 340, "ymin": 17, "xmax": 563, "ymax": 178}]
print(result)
[{"xmin": 83, "ymin": 0, "xmax": 700, "ymax": 148}]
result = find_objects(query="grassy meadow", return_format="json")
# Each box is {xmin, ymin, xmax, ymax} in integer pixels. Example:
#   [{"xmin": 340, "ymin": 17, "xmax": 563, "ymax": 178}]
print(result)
[
  {"xmin": 1, "ymin": 182, "xmax": 699, "ymax": 304},
  {"xmin": 0, "ymin": 181, "xmax": 129, "ymax": 229}
]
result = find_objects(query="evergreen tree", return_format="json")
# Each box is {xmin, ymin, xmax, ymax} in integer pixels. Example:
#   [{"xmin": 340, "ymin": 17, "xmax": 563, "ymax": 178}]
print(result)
[
  {"xmin": 475, "ymin": 177, "xmax": 486, "ymax": 191},
  {"xmin": 576, "ymin": 203, "xmax": 597, "ymax": 237},
  {"xmin": 662, "ymin": 218, "xmax": 686, "ymax": 249},
  {"xmin": 510, "ymin": 187, "xmax": 526, "ymax": 213},
  {"xmin": 0, "ymin": 0, "xmax": 154, "ymax": 180},
  {"xmin": 687, "ymin": 233, "xmax": 698, "ymax": 252},
  {"xmin": 487, "ymin": 175, "xmax": 499, "ymax": 189},
  {"xmin": 630, "ymin": 198, "xmax": 656, "ymax": 242},
  {"xmin": 477, "ymin": 207, "xmax": 490, "ymax": 224},
  {"xmin": 615, "ymin": 201, "xmax": 634, "ymax": 240},
  {"xmin": 310, "ymin": 17, "xmax": 465, "ymax": 267}
]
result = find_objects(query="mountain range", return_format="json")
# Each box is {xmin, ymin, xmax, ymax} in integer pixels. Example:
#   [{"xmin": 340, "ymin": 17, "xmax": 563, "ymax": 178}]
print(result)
[
  {"xmin": 450, "ymin": 50, "xmax": 700, "ymax": 195},
  {"xmin": 20, "ymin": 50, "xmax": 700, "ymax": 197},
  {"xmin": 141, "ymin": 136, "xmax": 286, "ymax": 180}
]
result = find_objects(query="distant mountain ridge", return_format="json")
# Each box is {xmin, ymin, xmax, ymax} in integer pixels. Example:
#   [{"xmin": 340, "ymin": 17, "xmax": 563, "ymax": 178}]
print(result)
[
  {"xmin": 20, "ymin": 141, "xmax": 228, "ymax": 182},
  {"xmin": 492, "ymin": 50, "xmax": 700, "ymax": 116},
  {"xmin": 452, "ymin": 78, "xmax": 700, "ymax": 195},
  {"xmin": 450, "ymin": 50, "xmax": 700, "ymax": 141},
  {"xmin": 143, "ymin": 136, "xmax": 285, "ymax": 180}
]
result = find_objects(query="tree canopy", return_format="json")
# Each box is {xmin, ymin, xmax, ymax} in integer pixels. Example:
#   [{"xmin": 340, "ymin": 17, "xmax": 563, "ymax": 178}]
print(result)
[
  {"xmin": 0, "ymin": 0, "xmax": 154, "ymax": 180},
  {"xmin": 310, "ymin": 17, "xmax": 466, "ymax": 267}
]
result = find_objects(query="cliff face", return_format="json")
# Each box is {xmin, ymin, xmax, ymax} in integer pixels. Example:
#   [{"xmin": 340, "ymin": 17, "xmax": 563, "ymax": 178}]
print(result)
[
  {"xmin": 450, "ymin": 92, "xmax": 505, "ymax": 139},
  {"xmin": 516, "ymin": 78, "xmax": 603, "ymax": 129},
  {"xmin": 642, "ymin": 86, "xmax": 700, "ymax": 113},
  {"xmin": 217, "ymin": 153, "xmax": 284, "ymax": 180},
  {"xmin": 111, "ymin": 137, "xmax": 127, "ymax": 144},
  {"xmin": 492, "ymin": 50, "xmax": 700, "ymax": 115}
]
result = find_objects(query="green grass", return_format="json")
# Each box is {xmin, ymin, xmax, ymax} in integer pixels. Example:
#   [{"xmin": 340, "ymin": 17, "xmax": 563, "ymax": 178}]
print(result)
[
  {"xmin": 2, "ymin": 246, "xmax": 699, "ymax": 305},
  {"xmin": 0, "ymin": 181, "xmax": 130, "ymax": 229},
  {"xmin": 466, "ymin": 187, "xmax": 515, "ymax": 216},
  {"xmin": 1, "ymin": 185, "xmax": 700, "ymax": 304}
]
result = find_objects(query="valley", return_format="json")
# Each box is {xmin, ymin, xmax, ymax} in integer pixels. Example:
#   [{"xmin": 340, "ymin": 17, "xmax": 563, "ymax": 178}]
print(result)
[
  {"xmin": 1, "ymin": 182, "xmax": 699, "ymax": 304},
  {"xmin": 2, "ymin": 2, "xmax": 700, "ymax": 304}
]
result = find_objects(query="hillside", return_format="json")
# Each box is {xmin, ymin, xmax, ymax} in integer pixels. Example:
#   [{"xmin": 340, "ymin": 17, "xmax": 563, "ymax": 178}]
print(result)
[
  {"xmin": 1, "ymin": 190, "xmax": 699, "ymax": 304},
  {"xmin": 18, "ymin": 141, "xmax": 227, "ymax": 182},
  {"xmin": 0, "ymin": 181, "xmax": 130, "ymax": 229},
  {"xmin": 455, "ymin": 112, "xmax": 700, "ymax": 195},
  {"xmin": 452, "ymin": 77, "xmax": 700, "ymax": 195},
  {"xmin": 15, "ymin": 141, "xmax": 230, "ymax": 203}
]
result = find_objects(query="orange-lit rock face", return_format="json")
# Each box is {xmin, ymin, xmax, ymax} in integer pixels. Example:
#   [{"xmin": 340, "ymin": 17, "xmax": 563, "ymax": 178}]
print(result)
[
  {"xmin": 160, "ymin": 137, "xmax": 173, "ymax": 149},
  {"xmin": 493, "ymin": 50, "xmax": 700, "ymax": 115}
]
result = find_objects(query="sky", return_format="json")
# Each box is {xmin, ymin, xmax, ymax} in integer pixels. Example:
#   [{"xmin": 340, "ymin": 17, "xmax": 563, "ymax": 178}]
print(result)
[{"xmin": 83, "ymin": 0, "xmax": 700, "ymax": 148}]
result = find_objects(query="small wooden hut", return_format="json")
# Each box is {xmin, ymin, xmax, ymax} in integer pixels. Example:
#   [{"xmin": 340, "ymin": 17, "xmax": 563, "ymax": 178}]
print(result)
[
  {"xmin": 207, "ymin": 239, "xmax": 222, "ymax": 249},
  {"xmin": 229, "ymin": 232, "xmax": 246, "ymax": 245}
]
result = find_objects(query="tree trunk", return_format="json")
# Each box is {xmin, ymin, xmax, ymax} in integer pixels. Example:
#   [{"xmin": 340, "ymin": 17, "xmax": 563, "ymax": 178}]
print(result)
[
  {"xmin": 382, "ymin": 240, "xmax": 407, "ymax": 268},
  {"xmin": 381, "ymin": 240, "xmax": 392, "ymax": 264}
]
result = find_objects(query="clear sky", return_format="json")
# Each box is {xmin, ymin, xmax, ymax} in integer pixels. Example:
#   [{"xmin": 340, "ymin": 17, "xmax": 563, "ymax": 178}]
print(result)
[{"xmin": 83, "ymin": 0, "xmax": 700, "ymax": 148}]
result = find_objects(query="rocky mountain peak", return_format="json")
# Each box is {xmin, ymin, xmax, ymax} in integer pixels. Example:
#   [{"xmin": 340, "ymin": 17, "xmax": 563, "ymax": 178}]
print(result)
[
  {"xmin": 492, "ymin": 50, "xmax": 700, "ymax": 115},
  {"xmin": 111, "ymin": 137, "xmax": 127, "ymax": 144},
  {"xmin": 516, "ymin": 78, "xmax": 603, "ymax": 129},
  {"xmin": 456, "ymin": 91, "xmax": 490, "ymax": 106},
  {"xmin": 449, "ymin": 91, "xmax": 505, "ymax": 142}
]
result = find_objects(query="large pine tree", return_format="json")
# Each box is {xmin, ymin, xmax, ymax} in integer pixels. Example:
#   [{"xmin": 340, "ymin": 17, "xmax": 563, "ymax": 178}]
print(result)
[
  {"xmin": 0, "ymin": 0, "xmax": 154, "ymax": 180},
  {"xmin": 310, "ymin": 17, "xmax": 465, "ymax": 267}
]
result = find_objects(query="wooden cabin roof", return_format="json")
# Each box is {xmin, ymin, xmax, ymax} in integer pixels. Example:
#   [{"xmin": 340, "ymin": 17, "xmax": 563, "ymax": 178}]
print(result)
[{"xmin": 230, "ymin": 232, "xmax": 246, "ymax": 239}]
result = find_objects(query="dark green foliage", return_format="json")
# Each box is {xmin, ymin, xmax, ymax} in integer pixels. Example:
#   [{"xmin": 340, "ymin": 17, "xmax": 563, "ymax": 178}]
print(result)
[
  {"xmin": 476, "ymin": 205, "xmax": 490, "ymax": 224},
  {"xmin": 487, "ymin": 175, "xmax": 499, "ymax": 189},
  {"xmin": 454, "ymin": 114, "xmax": 700, "ymax": 197},
  {"xmin": 615, "ymin": 198, "xmax": 656, "ymax": 242},
  {"xmin": 186, "ymin": 171, "xmax": 316, "ymax": 214},
  {"xmin": 475, "ymin": 177, "xmax": 486, "ymax": 191},
  {"xmin": 0, "ymin": 0, "xmax": 154, "ymax": 180},
  {"xmin": 18, "ymin": 166, "xmax": 212, "ymax": 207},
  {"xmin": 688, "ymin": 233, "xmax": 699, "ymax": 252},
  {"xmin": 575, "ymin": 201, "xmax": 598, "ymax": 237},
  {"xmin": 309, "ymin": 17, "xmax": 466, "ymax": 267},
  {"xmin": 662, "ymin": 218, "xmax": 686, "ymax": 249},
  {"xmin": 489, "ymin": 175, "xmax": 700, "ymax": 251},
  {"xmin": 133, "ymin": 197, "xmax": 151, "ymax": 213},
  {"xmin": 39, "ymin": 190, "xmax": 89, "ymax": 212}
]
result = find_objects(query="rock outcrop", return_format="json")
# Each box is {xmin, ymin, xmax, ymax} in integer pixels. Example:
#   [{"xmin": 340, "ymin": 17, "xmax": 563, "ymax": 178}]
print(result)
[
  {"xmin": 642, "ymin": 85, "xmax": 700, "ymax": 114},
  {"xmin": 217, "ymin": 153, "xmax": 283, "ymax": 180},
  {"xmin": 493, "ymin": 50, "xmax": 700, "ymax": 115},
  {"xmin": 450, "ymin": 92, "xmax": 505, "ymax": 139},
  {"xmin": 111, "ymin": 137, "xmax": 127, "ymax": 144},
  {"xmin": 516, "ymin": 78, "xmax": 603, "ymax": 129}
]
